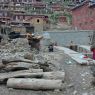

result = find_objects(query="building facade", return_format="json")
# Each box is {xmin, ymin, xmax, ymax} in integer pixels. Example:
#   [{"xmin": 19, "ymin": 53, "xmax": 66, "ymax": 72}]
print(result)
[
  {"xmin": 72, "ymin": 0, "xmax": 95, "ymax": 30},
  {"xmin": 50, "ymin": 3, "xmax": 62, "ymax": 12},
  {"xmin": 0, "ymin": 0, "xmax": 50, "ymax": 33}
]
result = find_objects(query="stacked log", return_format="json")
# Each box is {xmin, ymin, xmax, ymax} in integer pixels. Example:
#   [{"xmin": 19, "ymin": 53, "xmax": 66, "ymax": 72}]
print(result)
[
  {"xmin": 2, "ymin": 57, "xmax": 37, "ymax": 65},
  {"xmin": 0, "ymin": 54, "xmax": 65, "ymax": 90},
  {"xmin": 0, "ymin": 71, "xmax": 65, "ymax": 81},
  {"xmin": 7, "ymin": 78, "xmax": 62, "ymax": 90},
  {"xmin": 3, "ymin": 62, "xmax": 40, "ymax": 72}
]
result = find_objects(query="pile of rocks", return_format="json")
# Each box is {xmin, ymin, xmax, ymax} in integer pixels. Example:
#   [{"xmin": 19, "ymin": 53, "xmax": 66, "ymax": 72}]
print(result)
[{"xmin": 0, "ymin": 38, "xmax": 30, "ymax": 52}]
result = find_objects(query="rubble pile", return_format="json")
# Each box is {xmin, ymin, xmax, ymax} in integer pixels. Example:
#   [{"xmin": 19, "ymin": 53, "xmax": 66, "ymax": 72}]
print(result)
[
  {"xmin": 0, "ymin": 38, "xmax": 32, "ymax": 60},
  {"xmin": 0, "ymin": 38, "xmax": 30, "ymax": 52},
  {"xmin": 0, "ymin": 38, "xmax": 65, "ymax": 90}
]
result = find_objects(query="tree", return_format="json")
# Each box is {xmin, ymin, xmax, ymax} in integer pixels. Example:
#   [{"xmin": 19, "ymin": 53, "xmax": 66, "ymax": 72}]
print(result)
[
  {"xmin": 63, "ymin": 12, "xmax": 72, "ymax": 25},
  {"xmin": 50, "ymin": 12, "xmax": 60, "ymax": 24}
]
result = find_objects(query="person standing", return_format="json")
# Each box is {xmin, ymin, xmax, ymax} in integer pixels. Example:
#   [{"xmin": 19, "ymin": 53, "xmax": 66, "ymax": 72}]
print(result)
[
  {"xmin": 0, "ymin": 35, "xmax": 2, "ymax": 43},
  {"xmin": 69, "ymin": 41, "xmax": 74, "ymax": 50},
  {"xmin": 26, "ymin": 33, "xmax": 42, "ymax": 52},
  {"xmin": 48, "ymin": 44, "xmax": 54, "ymax": 52},
  {"xmin": 91, "ymin": 44, "xmax": 95, "ymax": 60},
  {"xmin": 26, "ymin": 33, "xmax": 33, "ymax": 49}
]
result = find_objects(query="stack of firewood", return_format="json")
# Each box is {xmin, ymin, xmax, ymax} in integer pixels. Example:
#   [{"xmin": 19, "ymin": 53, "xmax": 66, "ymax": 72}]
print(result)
[{"xmin": 0, "ymin": 56, "xmax": 65, "ymax": 90}]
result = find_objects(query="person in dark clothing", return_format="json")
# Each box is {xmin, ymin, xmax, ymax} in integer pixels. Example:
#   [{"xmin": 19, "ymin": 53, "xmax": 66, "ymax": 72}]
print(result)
[
  {"xmin": 48, "ymin": 44, "xmax": 54, "ymax": 52},
  {"xmin": 0, "ymin": 35, "xmax": 2, "ymax": 43},
  {"xmin": 26, "ymin": 33, "xmax": 42, "ymax": 52},
  {"xmin": 91, "ymin": 44, "xmax": 95, "ymax": 60},
  {"xmin": 26, "ymin": 33, "xmax": 34, "ymax": 49},
  {"xmin": 69, "ymin": 41, "xmax": 74, "ymax": 50}
]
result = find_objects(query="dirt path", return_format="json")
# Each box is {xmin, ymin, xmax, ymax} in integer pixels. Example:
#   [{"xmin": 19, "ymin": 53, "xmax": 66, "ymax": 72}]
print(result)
[
  {"xmin": 59, "ymin": 53, "xmax": 95, "ymax": 95},
  {"xmin": 37, "ymin": 52, "xmax": 95, "ymax": 95}
]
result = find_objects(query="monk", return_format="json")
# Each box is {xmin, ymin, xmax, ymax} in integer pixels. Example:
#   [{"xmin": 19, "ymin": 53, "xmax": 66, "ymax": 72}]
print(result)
[{"xmin": 91, "ymin": 45, "xmax": 95, "ymax": 60}]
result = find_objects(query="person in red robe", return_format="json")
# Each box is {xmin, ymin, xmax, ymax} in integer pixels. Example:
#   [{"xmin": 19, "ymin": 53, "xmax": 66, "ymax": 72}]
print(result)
[{"xmin": 91, "ymin": 46, "xmax": 95, "ymax": 60}]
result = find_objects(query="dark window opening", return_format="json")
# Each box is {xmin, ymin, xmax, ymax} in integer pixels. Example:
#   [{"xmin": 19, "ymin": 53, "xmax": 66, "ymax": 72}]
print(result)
[
  {"xmin": 85, "ymin": 22, "xmax": 87, "ymax": 25},
  {"xmin": 37, "ymin": 19, "xmax": 40, "ymax": 23},
  {"xmin": 90, "ymin": 20, "xmax": 93, "ymax": 24},
  {"xmin": 36, "ymin": 0, "xmax": 41, "ymax": 2},
  {"xmin": 23, "ymin": 23, "xmax": 30, "ymax": 26},
  {"xmin": 79, "ymin": 23, "xmax": 82, "ymax": 27},
  {"xmin": 26, "ymin": 26, "xmax": 34, "ymax": 33}
]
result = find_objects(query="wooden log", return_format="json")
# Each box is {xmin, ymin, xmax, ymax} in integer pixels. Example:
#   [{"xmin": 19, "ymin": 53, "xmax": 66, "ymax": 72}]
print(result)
[
  {"xmin": 0, "ymin": 71, "xmax": 64, "ymax": 82},
  {"xmin": 5, "ymin": 69, "xmax": 43, "ymax": 73},
  {"xmin": 0, "ymin": 71, "xmax": 43, "ymax": 81},
  {"xmin": 42, "ymin": 71, "xmax": 65, "ymax": 80},
  {"xmin": 4, "ymin": 62, "xmax": 40, "ymax": 72},
  {"xmin": 29, "ymin": 69, "xmax": 43, "ymax": 73},
  {"xmin": 2, "ymin": 57, "xmax": 37, "ymax": 65},
  {"xmin": 4, "ymin": 67, "xmax": 28, "ymax": 72},
  {"xmin": 6, "ymin": 62, "xmax": 39, "ymax": 68},
  {"xmin": 7, "ymin": 78, "xmax": 62, "ymax": 90},
  {"xmin": 0, "ymin": 63, "xmax": 5, "ymax": 69}
]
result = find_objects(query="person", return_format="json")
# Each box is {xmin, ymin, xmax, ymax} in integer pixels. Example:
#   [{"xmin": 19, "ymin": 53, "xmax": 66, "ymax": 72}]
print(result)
[
  {"xmin": 0, "ymin": 35, "xmax": 2, "ymax": 43},
  {"xmin": 48, "ymin": 44, "xmax": 54, "ymax": 52},
  {"xmin": 32, "ymin": 36, "xmax": 40, "ymax": 52},
  {"xmin": 26, "ymin": 33, "xmax": 42, "ymax": 52},
  {"xmin": 69, "ymin": 41, "xmax": 74, "ymax": 50},
  {"xmin": 91, "ymin": 45, "xmax": 95, "ymax": 60},
  {"xmin": 26, "ymin": 33, "xmax": 34, "ymax": 49}
]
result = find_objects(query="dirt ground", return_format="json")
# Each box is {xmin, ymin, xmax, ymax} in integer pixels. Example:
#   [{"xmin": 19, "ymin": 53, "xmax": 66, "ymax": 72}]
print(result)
[
  {"xmin": 0, "ymin": 51, "xmax": 95, "ymax": 95},
  {"xmin": 0, "ymin": 37, "xmax": 94, "ymax": 95}
]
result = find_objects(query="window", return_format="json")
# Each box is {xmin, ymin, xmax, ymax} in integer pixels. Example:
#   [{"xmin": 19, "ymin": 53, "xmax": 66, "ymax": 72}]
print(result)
[
  {"xmin": 90, "ymin": 11, "xmax": 92, "ymax": 15},
  {"xmin": 90, "ymin": 20, "xmax": 93, "ymax": 24},
  {"xmin": 36, "ymin": 0, "xmax": 41, "ymax": 2},
  {"xmin": 37, "ymin": 19, "xmax": 40, "ymax": 23},
  {"xmin": 88, "ymin": 10, "xmax": 93, "ymax": 16},
  {"xmin": 79, "ymin": 23, "xmax": 82, "ymax": 27},
  {"xmin": 84, "ymin": 22, "xmax": 87, "ymax": 25}
]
